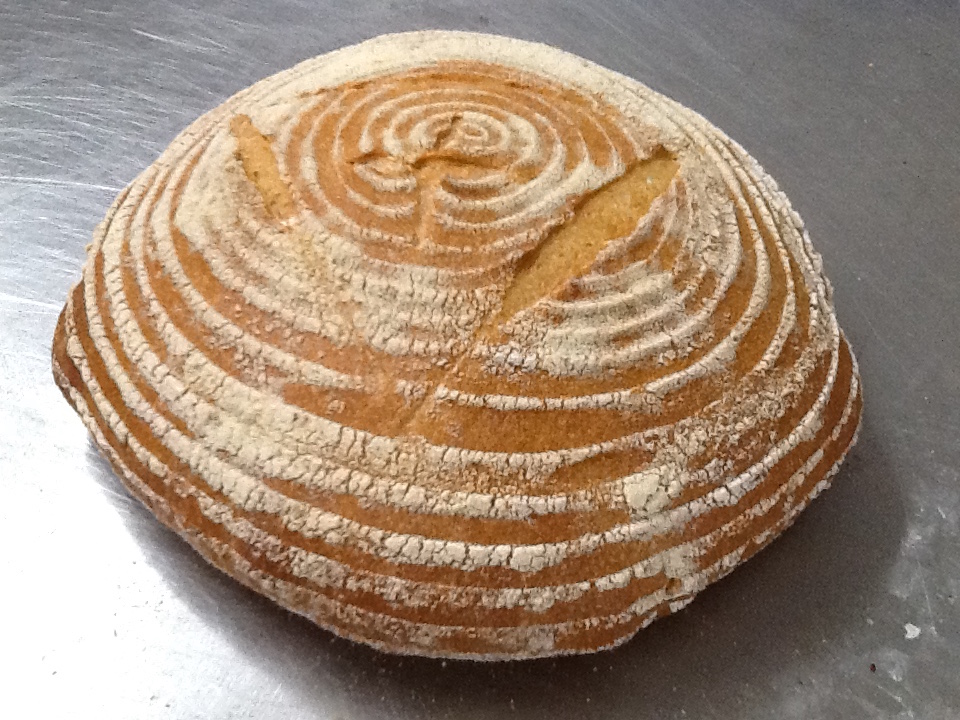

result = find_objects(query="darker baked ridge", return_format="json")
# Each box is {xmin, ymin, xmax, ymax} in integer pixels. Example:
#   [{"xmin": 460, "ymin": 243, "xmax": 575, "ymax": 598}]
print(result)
[
  {"xmin": 51, "ymin": 184, "xmax": 863, "ymax": 658},
  {"xmin": 52, "ymin": 292, "xmax": 861, "ymax": 659},
  {"xmin": 56, "ymin": 165, "xmax": 856, "ymax": 583}
]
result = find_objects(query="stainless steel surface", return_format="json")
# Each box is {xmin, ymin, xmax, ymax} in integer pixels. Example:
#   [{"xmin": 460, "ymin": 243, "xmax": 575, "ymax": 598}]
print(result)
[{"xmin": 2, "ymin": 1, "xmax": 958, "ymax": 717}]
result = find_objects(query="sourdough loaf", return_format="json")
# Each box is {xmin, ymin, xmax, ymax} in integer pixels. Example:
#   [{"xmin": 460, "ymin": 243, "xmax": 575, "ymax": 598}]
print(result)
[{"xmin": 52, "ymin": 31, "xmax": 862, "ymax": 659}]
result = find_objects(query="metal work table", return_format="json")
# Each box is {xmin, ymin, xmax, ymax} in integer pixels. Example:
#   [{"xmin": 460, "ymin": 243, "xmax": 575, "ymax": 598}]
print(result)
[{"xmin": 2, "ymin": 1, "xmax": 958, "ymax": 717}]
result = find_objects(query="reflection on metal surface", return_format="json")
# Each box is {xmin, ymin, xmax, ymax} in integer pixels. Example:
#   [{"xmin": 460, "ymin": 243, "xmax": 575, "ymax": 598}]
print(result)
[{"xmin": 2, "ymin": 0, "xmax": 959, "ymax": 717}]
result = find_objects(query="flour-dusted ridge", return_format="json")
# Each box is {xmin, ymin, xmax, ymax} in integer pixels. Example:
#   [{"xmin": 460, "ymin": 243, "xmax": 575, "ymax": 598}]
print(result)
[{"xmin": 53, "ymin": 30, "xmax": 862, "ymax": 659}]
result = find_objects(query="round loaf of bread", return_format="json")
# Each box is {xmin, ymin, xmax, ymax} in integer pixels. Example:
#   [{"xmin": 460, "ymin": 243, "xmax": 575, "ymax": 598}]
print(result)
[{"xmin": 52, "ymin": 31, "xmax": 862, "ymax": 659}]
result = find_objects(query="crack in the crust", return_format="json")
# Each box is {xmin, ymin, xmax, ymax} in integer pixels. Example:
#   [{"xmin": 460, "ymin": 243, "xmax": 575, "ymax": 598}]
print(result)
[
  {"xmin": 412, "ymin": 163, "xmax": 446, "ymax": 249},
  {"xmin": 230, "ymin": 114, "xmax": 296, "ymax": 221},
  {"xmin": 425, "ymin": 113, "xmax": 463, "ymax": 157},
  {"xmin": 397, "ymin": 148, "xmax": 679, "ymax": 439},
  {"xmin": 479, "ymin": 148, "xmax": 679, "ymax": 341},
  {"xmin": 351, "ymin": 114, "xmax": 515, "ymax": 251},
  {"xmin": 407, "ymin": 114, "xmax": 495, "ymax": 249}
]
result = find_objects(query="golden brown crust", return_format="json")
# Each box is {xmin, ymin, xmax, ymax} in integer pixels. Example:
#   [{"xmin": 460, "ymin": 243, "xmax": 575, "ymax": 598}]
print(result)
[{"xmin": 52, "ymin": 31, "xmax": 861, "ymax": 659}]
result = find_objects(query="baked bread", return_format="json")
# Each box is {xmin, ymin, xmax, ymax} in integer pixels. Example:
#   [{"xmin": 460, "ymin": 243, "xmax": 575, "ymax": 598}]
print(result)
[{"xmin": 52, "ymin": 31, "xmax": 862, "ymax": 659}]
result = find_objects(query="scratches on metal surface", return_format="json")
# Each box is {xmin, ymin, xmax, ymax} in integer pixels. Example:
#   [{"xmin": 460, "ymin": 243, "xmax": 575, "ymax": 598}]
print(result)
[
  {"xmin": 0, "ymin": 176, "xmax": 122, "ymax": 193},
  {"xmin": 0, "ymin": 291, "xmax": 61, "ymax": 313},
  {"xmin": 131, "ymin": 27, "xmax": 216, "ymax": 52}
]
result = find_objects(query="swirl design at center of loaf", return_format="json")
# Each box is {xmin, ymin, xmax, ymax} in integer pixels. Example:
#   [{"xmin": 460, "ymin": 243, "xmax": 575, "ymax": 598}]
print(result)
[{"xmin": 290, "ymin": 63, "xmax": 647, "ymax": 267}]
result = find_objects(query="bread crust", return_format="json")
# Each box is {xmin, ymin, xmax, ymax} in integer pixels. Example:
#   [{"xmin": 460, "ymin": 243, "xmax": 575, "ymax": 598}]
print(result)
[{"xmin": 53, "ymin": 31, "xmax": 861, "ymax": 659}]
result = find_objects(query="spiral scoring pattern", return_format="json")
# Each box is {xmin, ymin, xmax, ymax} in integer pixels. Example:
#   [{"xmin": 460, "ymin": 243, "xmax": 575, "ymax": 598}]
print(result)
[
  {"xmin": 296, "ymin": 63, "xmax": 637, "ymax": 266},
  {"xmin": 53, "ymin": 32, "xmax": 862, "ymax": 659}
]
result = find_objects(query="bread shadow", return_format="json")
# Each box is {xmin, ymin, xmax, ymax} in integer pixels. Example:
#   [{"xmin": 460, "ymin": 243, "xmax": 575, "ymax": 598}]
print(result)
[{"xmin": 90, "ymin": 411, "xmax": 902, "ymax": 720}]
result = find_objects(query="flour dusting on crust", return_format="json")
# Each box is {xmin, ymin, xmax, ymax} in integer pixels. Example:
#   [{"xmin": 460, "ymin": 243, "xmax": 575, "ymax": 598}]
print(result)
[{"xmin": 53, "ymin": 31, "xmax": 862, "ymax": 660}]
